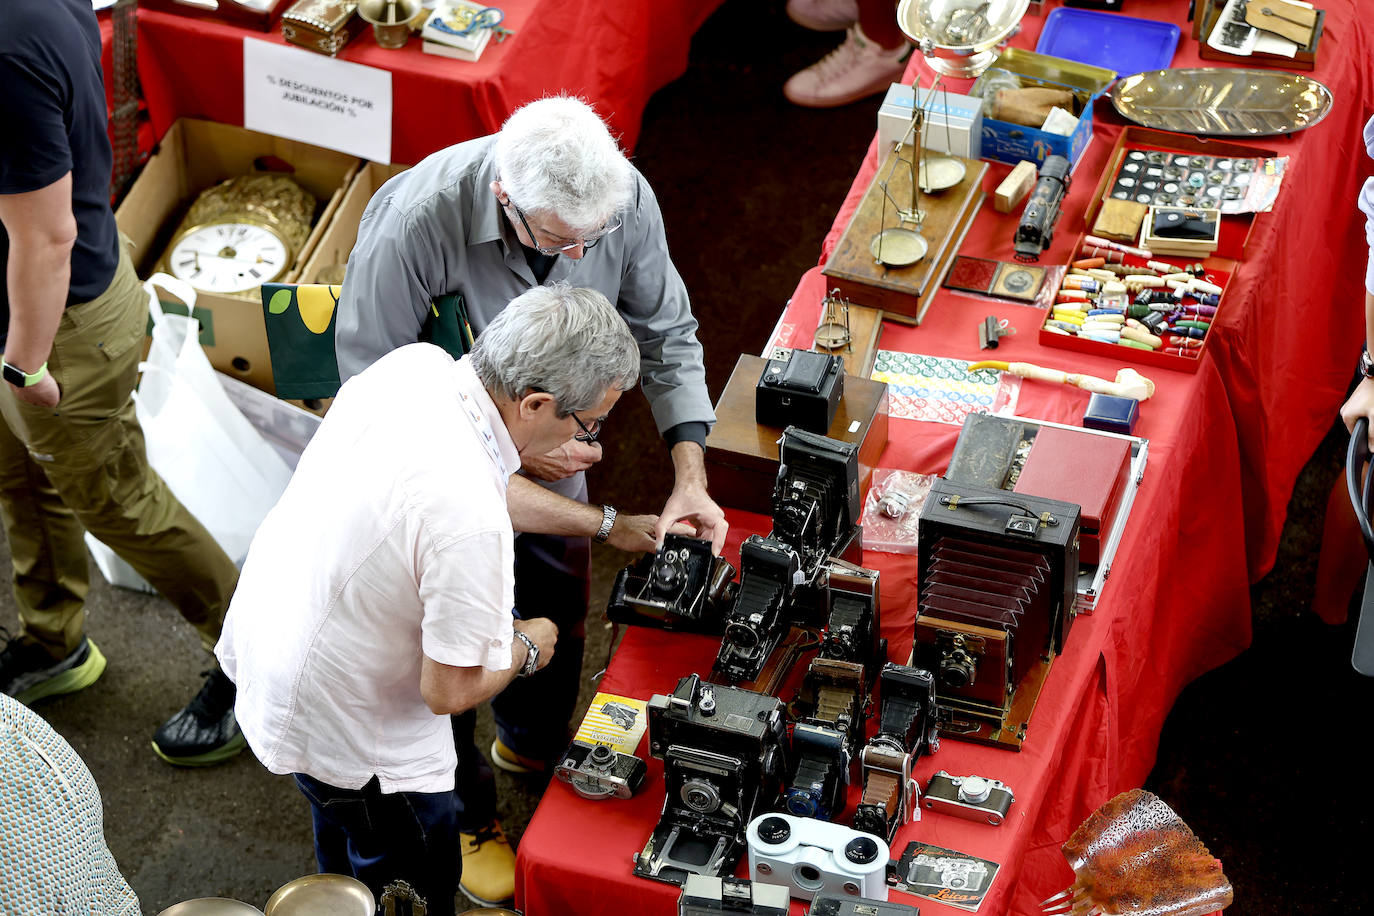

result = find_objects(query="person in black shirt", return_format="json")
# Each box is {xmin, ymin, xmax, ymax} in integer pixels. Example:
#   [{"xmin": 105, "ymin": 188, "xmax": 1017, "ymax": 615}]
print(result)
[{"xmin": 0, "ymin": 0, "xmax": 246, "ymax": 767}]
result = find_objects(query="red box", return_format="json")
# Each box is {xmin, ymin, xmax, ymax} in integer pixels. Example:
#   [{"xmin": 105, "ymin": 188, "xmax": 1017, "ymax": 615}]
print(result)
[{"xmin": 1012, "ymin": 426, "xmax": 1131, "ymax": 566}]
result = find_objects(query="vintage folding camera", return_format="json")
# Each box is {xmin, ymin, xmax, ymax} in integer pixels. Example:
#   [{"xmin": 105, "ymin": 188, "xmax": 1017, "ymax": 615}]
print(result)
[
  {"xmin": 854, "ymin": 664, "xmax": 939, "ymax": 843},
  {"xmin": 818, "ymin": 560, "xmax": 884, "ymax": 675},
  {"xmin": 713, "ymin": 534, "xmax": 802, "ymax": 685},
  {"xmin": 635, "ymin": 674, "xmax": 789, "ymax": 885},
  {"xmin": 782, "ymin": 722, "xmax": 849, "ymax": 821},
  {"xmin": 746, "ymin": 812, "xmax": 890, "ymax": 903},
  {"xmin": 807, "ymin": 895, "xmax": 920, "ymax": 916},
  {"xmin": 756, "ymin": 348, "xmax": 845, "ymax": 434},
  {"xmin": 771, "ymin": 427, "xmax": 863, "ymax": 588},
  {"xmin": 553, "ymin": 739, "xmax": 647, "ymax": 801},
  {"xmin": 914, "ymin": 478, "xmax": 1079, "ymax": 741},
  {"xmin": 607, "ymin": 534, "xmax": 738, "ymax": 633},
  {"xmin": 678, "ymin": 875, "xmax": 789, "ymax": 916},
  {"xmin": 921, "ymin": 771, "xmax": 1014, "ymax": 825}
]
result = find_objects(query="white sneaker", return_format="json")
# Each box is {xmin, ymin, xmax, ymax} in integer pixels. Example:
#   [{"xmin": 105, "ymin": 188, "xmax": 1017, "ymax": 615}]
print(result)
[
  {"xmin": 786, "ymin": 0, "xmax": 859, "ymax": 31},
  {"xmin": 783, "ymin": 25, "xmax": 913, "ymax": 109}
]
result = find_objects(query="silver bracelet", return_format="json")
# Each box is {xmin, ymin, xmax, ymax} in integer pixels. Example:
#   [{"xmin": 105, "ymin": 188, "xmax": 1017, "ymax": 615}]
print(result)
[{"xmin": 594, "ymin": 504, "xmax": 617, "ymax": 543}]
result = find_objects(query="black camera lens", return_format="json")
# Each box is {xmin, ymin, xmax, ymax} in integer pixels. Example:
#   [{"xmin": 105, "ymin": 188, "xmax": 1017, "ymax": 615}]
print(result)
[
  {"xmin": 756, "ymin": 815, "xmax": 791, "ymax": 844},
  {"xmin": 651, "ymin": 554, "xmax": 685, "ymax": 593},
  {"xmin": 940, "ymin": 650, "xmax": 977, "ymax": 688},
  {"xmin": 725, "ymin": 622, "xmax": 760, "ymax": 650},
  {"xmin": 587, "ymin": 744, "xmax": 615, "ymax": 770},
  {"xmin": 784, "ymin": 790, "xmax": 818, "ymax": 818},
  {"xmin": 844, "ymin": 836, "xmax": 880, "ymax": 865}
]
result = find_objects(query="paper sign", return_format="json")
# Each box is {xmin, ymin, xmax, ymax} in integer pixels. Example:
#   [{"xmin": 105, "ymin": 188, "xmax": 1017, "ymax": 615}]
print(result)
[{"xmin": 243, "ymin": 38, "xmax": 393, "ymax": 163}]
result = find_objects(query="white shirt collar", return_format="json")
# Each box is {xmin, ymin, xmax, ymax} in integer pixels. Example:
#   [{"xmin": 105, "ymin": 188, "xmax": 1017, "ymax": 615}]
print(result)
[{"xmin": 453, "ymin": 357, "xmax": 521, "ymax": 480}]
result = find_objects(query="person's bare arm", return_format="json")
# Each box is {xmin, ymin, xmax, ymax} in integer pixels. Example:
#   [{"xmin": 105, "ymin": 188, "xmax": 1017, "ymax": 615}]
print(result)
[
  {"xmin": 506, "ymin": 473, "xmax": 664, "ymax": 552},
  {"xmin": 418, "ymin": 617, "xmax": 557, "ymax": 716},
  {"xmin": 0, "ymin": 172, "xmax": 74, "ymax": 407}
]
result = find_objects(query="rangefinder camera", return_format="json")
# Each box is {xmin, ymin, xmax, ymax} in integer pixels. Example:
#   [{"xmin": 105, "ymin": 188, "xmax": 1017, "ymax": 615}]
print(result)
[
  {"xmin": 921, "ymin": 771, "xmax": 1014, "ymax": 825},
  {"xmin": 906, "ymin": 854, "xmax": 991, "ymax": 892},
  {"xmin": 746, "ymin": 812, "xmax": 889, "ymax": 903},
  {"xmin": 553, "ymin": 739, "xmax": 646, "ymax": 801}
]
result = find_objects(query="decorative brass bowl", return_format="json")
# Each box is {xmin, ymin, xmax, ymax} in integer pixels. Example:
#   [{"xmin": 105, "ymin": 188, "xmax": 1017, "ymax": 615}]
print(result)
[
  {"xmin": 1110, "ymin": 68, "xmax": 1333, "ymax": 137},
  {"xmin": 263, "ymin": 874, "xmax": 374, "ymax": 916}
]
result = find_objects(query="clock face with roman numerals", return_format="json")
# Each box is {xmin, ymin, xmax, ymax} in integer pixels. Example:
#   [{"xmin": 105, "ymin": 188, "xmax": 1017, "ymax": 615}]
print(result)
[{"xmin": 168, "ymin": 221, "xmax": 290, "ymax": 294}]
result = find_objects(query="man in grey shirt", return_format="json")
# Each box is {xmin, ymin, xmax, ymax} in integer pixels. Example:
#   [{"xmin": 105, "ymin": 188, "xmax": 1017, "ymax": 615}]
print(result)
[{"xmin": 336, "ymin": 95, "xmax": 726, "ymax": 907}]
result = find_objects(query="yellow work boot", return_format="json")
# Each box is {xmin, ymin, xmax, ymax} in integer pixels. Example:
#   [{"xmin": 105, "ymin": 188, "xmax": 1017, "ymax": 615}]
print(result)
[
  {"xmin": 489, "ymin": 736, "xmax": 547, "ymax": 774},
  {"xmin": 459, "ymin": 820, "xmax": 516, "ymax": 907}
]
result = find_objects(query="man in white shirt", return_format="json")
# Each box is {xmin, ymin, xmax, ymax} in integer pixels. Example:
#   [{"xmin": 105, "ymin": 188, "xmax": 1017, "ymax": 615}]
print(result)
[{"xmin": 215, "ymin": 284, "xmax": 641, "ymax": 915}]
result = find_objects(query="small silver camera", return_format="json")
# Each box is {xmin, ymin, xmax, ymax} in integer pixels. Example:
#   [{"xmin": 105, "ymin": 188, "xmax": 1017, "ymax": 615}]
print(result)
[
  {"xmin": 746, "ymin": 812, "xmax": 889, "ymax": 902},
  {"xmin": 678, "ymin": 875, "xmax": 789, "ymax": 916},
  {"xmin": 553, "ymin": 740, "xmax": 646, "ymax": 800},
  {"xmin": 906, "ymin": 854, "xmax": 991, "ymax": 892},
  {"xmin": 921, "ymin": 771, "xmax": 1014, "ymax": 825}
]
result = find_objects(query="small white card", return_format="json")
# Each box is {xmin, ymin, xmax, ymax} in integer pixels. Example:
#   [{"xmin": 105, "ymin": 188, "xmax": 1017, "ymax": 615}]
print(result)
[{"xmin": 243, "ymin": 37, "xmax": 393, "ymax": 163}]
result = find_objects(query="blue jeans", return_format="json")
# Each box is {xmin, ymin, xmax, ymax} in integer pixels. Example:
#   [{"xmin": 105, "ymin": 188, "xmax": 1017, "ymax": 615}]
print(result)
[
  {"xmin": 293, "ymin": 773, "xmax": 461, "ymax": 916},
  {"xmin": 452, "ymin": 530, "xmax": 590, "ymax": 830}
]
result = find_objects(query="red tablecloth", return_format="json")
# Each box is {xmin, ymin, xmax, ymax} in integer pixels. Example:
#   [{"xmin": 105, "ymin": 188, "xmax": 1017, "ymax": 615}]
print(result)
[
  {"xmin": 132, "ymin": 1, "xmax": 725, "ymax": 162},
  {"xmin": 516, "ymin": 3, "xmax": 1373, "ymax": 915}
]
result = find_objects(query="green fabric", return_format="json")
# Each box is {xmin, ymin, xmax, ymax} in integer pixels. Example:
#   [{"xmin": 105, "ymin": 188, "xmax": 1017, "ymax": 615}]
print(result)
[{"xmin": 262, "ymin": 285, "xmax": 473, "ymax": 400}]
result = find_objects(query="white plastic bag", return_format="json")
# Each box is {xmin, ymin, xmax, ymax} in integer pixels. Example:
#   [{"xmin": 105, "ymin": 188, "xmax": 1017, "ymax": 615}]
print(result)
[{"xmin": 86, "ymin": 274, "xmax": 295, "ymax": 589}]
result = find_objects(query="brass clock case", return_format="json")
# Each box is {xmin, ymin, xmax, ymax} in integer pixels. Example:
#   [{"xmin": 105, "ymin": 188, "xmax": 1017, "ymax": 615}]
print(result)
[{"xmin": 155, "ymin": 174, "xmax": 316, "ymax": 294}]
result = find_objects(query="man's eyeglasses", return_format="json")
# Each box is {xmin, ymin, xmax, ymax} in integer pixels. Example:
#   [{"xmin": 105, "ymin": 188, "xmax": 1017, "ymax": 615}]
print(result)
[
  {"xmin": 506, "ymin": 200, "xmax": 622, "ymax": 256},
  {"xmin": 570, "ymin": 411, "xmax": 602, "ymax": 444},
  {"xmin": 531, "ymin": 387, "xmax": 604, "ymax": 443}
]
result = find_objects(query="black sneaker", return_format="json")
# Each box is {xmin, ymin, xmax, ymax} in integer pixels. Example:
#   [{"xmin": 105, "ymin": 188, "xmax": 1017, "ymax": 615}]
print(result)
[
  {"xmin": 151, "ymin": 667, "xmax": 247, "ymax": 767},
  {"xmin": 0, "ymin": 631, "xmax": 106, "ymax": 704}
]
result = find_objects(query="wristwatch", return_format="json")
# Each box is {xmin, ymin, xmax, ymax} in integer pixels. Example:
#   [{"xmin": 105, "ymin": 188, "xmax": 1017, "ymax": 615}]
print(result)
[
  {"xmin": 594, "ymin": 504, "xmax": 618, "ymax": 543},
  {"xmin": 2, "ymin": 359, "xmax": 49, "ymax": 389},
  {"xmin": 513, "ymin": 630, "xmax": 539, "ymax": 677},
  {"xmin": 1361, "ymin": 345, "xmax": 1374, "ymax": 380}
]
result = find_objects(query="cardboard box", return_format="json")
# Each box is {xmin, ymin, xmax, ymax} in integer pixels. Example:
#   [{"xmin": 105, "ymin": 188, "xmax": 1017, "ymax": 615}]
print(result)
[
  {"xmin": 297, "ymin": 160, "xmax": 410, "ymax": 283},
  {"xmin": 878, "ymin": 82, "xmax": 983, "ymax": 160},
  {"xmin": 705, "ymin": 354, "xmax": 888, "ymax": 516},
  {"xmin": 116, "ymin": 118, "xmax": 361, "ymax": 394},
  {"xmin": 969, "ymin": 48, "xmax": 1113, "ymax": 168}
]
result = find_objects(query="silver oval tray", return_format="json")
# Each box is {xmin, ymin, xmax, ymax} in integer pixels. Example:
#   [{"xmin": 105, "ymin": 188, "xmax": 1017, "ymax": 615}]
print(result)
[{"xmin": 1110, "ymin": 68, "xmax": 1332, "ymax": 137}]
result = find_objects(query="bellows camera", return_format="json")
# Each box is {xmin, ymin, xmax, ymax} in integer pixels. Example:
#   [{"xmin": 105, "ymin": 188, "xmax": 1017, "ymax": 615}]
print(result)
[
  {"xmin": 756, "ymin": 349, "xmax": 845, "ymax": 434},
  {"xmin": 608, "ymin": 534, "xmax": 738, "ymax": 632},
  {"xmin": 854, "ymin": 664, "xmax": 940, "ymax": 843},
  {"xmin": 914, "ymin": 478, "xmax": 1079, "ymax": 748},
  {"xmin": 635, "ymin": 674, "xmax": 788, "ymax": 885},
  {"xmin": 746, "ymin": 812, "xmax": 890, "ymax": 903},
  {"xmin": 678, "ymin": 875, "xmax": 789, "ymax": 916}
]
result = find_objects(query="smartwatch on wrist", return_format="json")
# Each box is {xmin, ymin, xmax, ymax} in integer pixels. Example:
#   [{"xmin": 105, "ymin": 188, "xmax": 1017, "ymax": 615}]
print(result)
[
  {"xmin": 594, "ymin": 504, "xmax": 617, "ymax": 543},
  {"xmin": 2, "ymin": 359, "xmax": 49, "ymax": 389},
  {"xmin": 1361, "ymin": 345, "xmax": 1374, "ymax": 380},
  {"xmin": 513, "ymin": 630, "xmax": 539, "ymax": 677}
]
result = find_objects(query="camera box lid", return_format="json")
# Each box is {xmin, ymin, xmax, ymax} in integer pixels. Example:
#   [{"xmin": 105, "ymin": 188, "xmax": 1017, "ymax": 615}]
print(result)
[{"xmin": 1012, "ymin": 425, "xmax": 1130, "ymax": 535}]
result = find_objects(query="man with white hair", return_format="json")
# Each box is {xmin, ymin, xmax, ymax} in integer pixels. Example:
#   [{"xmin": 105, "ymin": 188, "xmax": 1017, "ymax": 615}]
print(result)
[
  {"xmin": 336, "ymin": 95, "xmax": 724, "ymax": 904},
  {"xmin": 218, "ymin": 285, "xmax": 642, "ymax": 916}
]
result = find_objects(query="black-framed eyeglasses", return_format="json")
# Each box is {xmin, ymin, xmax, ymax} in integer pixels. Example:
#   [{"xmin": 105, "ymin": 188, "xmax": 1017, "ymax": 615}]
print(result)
[
  {"xmin": 571, "ymin": 411, "xmax": 602, "ymax": 444},
  {"xmin": 531, "ymin": 387, "xmax": 604, "ymax": 443},
  {"xmin": 506, "ymin": 200, "xmax": 622, "ymax": 256}
]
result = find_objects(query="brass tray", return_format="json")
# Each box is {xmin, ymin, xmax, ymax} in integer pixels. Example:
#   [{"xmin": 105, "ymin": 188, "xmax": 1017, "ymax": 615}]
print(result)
[
  {"xmin": 156, "ymin": 900, "xmax": 263, "ymax": 916},
  {"xmin": 263, "ymin": 875, "xmax": 373, "ymax": 916},
  {"xmin": 1110, "ymin": 68, "xmax": 1332, "ymax": 137}
]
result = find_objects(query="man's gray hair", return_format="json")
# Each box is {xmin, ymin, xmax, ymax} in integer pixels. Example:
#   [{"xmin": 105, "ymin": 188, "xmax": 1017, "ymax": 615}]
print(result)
[
  {"xmin": 470, "ymin": 284, "xmax": 640, "ymax": 416},
  {"xmin": 494, "ymin": 96, "xmax": 635, "ymax": 232}
]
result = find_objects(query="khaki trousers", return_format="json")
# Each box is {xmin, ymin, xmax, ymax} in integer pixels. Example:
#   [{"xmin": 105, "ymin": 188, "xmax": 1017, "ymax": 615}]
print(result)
[{"xmin": 0, "ymin": 245, "xmax": 238, "ymax": 659}]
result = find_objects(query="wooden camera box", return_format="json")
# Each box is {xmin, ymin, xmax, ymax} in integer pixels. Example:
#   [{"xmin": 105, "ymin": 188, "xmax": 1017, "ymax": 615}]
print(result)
[
  {"xmin": 115, "ymin": 118, "xmax": 361, "ymax": 395},
  {"xmin": 705, "ymin": 354, "xmax": 888, "ymax": 517}
]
